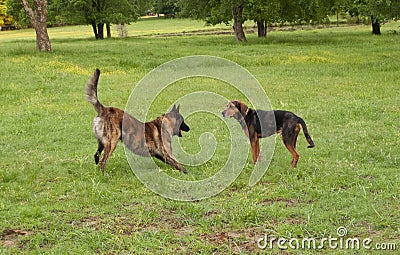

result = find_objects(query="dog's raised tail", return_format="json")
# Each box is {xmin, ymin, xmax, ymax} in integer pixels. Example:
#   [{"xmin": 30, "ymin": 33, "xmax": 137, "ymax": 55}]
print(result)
[
  {"xmin": 85, "ymin": 68, "xmax": 104, "ymax": 114},
  {"xmin": 298, "ymin": 117, "xmax": 315, "ymax": 148}
]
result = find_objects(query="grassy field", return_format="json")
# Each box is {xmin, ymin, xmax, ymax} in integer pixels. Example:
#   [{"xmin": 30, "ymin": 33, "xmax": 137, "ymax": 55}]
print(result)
[
  {"xmin": 0, "ymin": 18, "xmax": 399, "ymax": 254},
  {"xmin": 0, "ymin": 17, "xmax": 231, "ymax": 41}
]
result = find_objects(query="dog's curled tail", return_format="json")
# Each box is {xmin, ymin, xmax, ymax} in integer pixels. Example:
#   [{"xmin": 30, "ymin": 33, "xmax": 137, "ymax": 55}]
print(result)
[
  {"xmin": 85, "ymin": 68, "xmax": 104, "ymax": 114},
  {"xmin": 298, "ymin": 117, "xmax": 315, "ymax": 148}
]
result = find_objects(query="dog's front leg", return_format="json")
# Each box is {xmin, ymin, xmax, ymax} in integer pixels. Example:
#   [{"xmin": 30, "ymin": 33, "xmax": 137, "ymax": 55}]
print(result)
[
  {"xmin": 163, "ymin": 139, "xmax": 173, "ymax": 157},
  {"xmin": 250, "ymin": 138, "xmax": 259, "ymax": 164},
  {"xmin": 255, "ymin": 138, "xmax": 261, "ymax": 162},
  {"xmin": 162, "ymin": 154, "xmax": 188, "ymax": 174}
]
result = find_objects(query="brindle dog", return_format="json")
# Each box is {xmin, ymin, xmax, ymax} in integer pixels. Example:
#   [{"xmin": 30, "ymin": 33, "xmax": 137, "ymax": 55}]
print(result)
[
  {"xmin": 86, "ymin": 69, "xmax": 190, "ymax": 173},
  {"xmin": 222, "ymin": 100, "xmax": 314, "ymax": 168}
]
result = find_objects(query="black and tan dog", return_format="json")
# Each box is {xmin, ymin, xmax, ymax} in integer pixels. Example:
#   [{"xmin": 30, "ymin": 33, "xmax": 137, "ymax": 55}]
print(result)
[
  {"xmin": 85, "ymin": 69, "xmax": 190, "ymax": 173},
  {"xmin": 222, "ymin": 100, "xmax": 314, "ymax": 168}
]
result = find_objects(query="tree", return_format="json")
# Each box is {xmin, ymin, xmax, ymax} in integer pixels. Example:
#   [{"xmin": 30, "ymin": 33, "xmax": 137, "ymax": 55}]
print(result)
[
  {"xmin": 244, "ymin": 0, "xmax": 280, "ymax": 37},
  {"xmin": 20, "ymin": 0, "xmax": 51, "ymax": 51},
  {"xmin": 136, "ymin": 0, "xmax": 153, "ymax": 16},
  {"xmin": 0, "ymin": 0, "xmax": 6, "ymax": 28},
  {"xmin": 183, "ymin": 0, "xmax": 247, "ymax": 41},
  {"xmin": 154, "ymin": 0, "xmax": 180, "ymax": 17},
  {"xmin": 183, "ymin": 0, "xmax": 336, "ymax": 40},
  {"xmin": 182, "ymin": 0, "xmax": 399, "ymax": 39},
  {"xmin": 52, "ymin": 0, "xmax": 138, "ymax": 39},
  {"xmin": 4, "ymin": 0, "xmax": 28, "ymax": 27},
  {"xmin": 349, "ymin": 0, "xmax": 400, "ymax": 34},
  {"xmin": 179, "ymin": 0, "xmax": 211, "ymax": 19},
  {"xmin": 231, "ymin": 1, "xmax": 246, "ymax": 41},
  {"xmin": 328, "ymin": 0, "xmax": 352, "ymax": 26}
]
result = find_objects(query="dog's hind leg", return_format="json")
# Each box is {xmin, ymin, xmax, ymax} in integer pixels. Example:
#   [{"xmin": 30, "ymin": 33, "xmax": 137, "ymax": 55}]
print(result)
[
  {"xmin": 283, "ymin": 141, "xmax": 299, "ymax": 168},
  {"xmin": 100, "ymin": 138, "xmax": 119, "ymax": 172},
  {"xmin": 282, "ymin": 126, "xmax": 300, "ymax": 168},
  {"xmin": 292, "ymin": 124, "xmax": 301, "ymax": 149},
  {"xmin": 94, "ymin": 140, "xmax": 104, "ymax": 165}
]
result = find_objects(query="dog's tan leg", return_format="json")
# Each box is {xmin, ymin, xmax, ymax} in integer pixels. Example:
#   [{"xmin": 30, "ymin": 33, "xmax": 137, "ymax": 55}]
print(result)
[
  {"xmin": 282, "ymin": 123, "xmax": 301, "ymax": 168},
  {"xmin": 163, "ymin": 140, "xmax": 173, "ymax": 157},
  {"xmin": 156, "ymin": 154, "xmax": 188, "ymax": 174},
  {"xmin": 293, "ymin": 124, "xmax": 301, "ymax": 149},
  {"xmin": 100, "ymin": 143, "xmax": 110, "ymax": 171},
  {"xmin": 100, "ymin": 139, "xmax": 119, "ymax": 172},
  {"xmin": 255, "ymin": 138, "xmax": 261, "ymax": 162},
  {"xmin": 282, "ymin": 139, "xmax": 299, "ymax": 168},
  {"xmin": 250, "ymin": 138, "xmax": 258, "ymax": 164},
  {"xmin": 166, "ymin": 156, "xmax": 188, "ymax": 174}
]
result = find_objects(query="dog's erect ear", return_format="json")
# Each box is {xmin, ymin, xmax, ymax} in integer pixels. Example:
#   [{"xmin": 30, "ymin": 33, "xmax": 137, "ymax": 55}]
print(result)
[
  {"xmin": 170, "ymin": 104, "xmax": 177, "ymax": 113},
  {"xmin": 170, "ymin": 104, "xmax": 180, "ymax": 113}
]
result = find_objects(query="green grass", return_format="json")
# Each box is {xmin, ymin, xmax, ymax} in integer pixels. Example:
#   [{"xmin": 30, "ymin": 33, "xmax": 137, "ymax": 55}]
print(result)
[{"xmin": 0, "ymin": 18, "xmax": 399, "ymax": 254}]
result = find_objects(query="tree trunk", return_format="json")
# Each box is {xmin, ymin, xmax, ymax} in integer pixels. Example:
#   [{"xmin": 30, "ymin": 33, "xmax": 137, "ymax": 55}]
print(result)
[
  {"xmin": 92, "ymin": 22, "xmax": 99, "ymax": 39},
  {"xmin": 371, "ymin": 16, "xmax": 381, "ymax": 35},
  {"xmin": 97, "ymin": 23, "xmax": 104, "ymax": 39},
  {"xmin": 34, "ymin": 19, "xmax": 51, "ymax": 51},
  {"xmin": 232, "ymin": 3, "xmax": 246, "ymax": 42},
  {"xmin": 20, "ymin": 0, "xmax": 51, "ymax": 52},
  {"xmin": 106, "ymin": 23, "xmax": 111, "ymax": 38},
  {"xmin": 257, "ymin": 21, "xmax": 266, "ymax": 37},
  {"xmin": 336, "ymin": 10, "xmax": 339, "ymax": 27}
]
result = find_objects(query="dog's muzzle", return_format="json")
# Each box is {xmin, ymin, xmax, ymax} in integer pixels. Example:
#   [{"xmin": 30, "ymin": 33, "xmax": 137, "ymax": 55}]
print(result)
[{"xmin": 179, "ymin": 122, "xmax": 190, "ymax": 137}]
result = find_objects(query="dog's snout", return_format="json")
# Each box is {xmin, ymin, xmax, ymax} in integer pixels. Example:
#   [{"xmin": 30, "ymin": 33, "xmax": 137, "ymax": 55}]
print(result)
[{"xmin": 222, "ymin": 111, "xmax": 226, "ymax": 117}]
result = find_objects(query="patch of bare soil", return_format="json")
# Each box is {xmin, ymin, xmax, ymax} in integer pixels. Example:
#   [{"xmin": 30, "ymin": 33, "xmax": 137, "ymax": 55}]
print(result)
[
  {"xmin": 1, "ymin": 229, "xmax": 32, "ymax": 248},
  {"xmin": 262, "ymin": 197, "xmax": 314, "ymax": 207},
  {"xmin": 199, "ymin": 227, "xmax": 265, "ymax": 253},
  {"xmin": 143, "ymin": 28, "xmax": 255, "ymax": 37}
]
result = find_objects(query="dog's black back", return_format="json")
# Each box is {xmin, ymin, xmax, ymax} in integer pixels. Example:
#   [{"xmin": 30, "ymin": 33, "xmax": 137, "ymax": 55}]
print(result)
[
  {"xmin": 245, "ymin": 109, "xmax": 298, "ymax": 137},
  {"xmin": 245, "ymin": 109, "xmax": 313, "ymax": 147}
]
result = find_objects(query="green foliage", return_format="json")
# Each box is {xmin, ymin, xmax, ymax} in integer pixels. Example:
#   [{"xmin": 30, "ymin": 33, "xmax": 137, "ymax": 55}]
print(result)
[
  {"xmin": 182, "ymin": 0, "xmax": 336, "ymax": 25},
  {"xmin": 352, "ymin": 0, "xmax": 400, "ymax": 22},
  {"xmin": 244, "ymin": 0, "xmax": 278, "ymax": 24},
  {"xmin": 181, "ymin": 0, "xmax": 400, "ymax": 34},
  {"xmin": 51, "ymin": 0, "xmax": 138, "ymax": 25},
  {"xmin": 136, "ymin": 0, "xmax": 154, "ymax": 16},
  {"xmin": 0, "ymin": 0, "xmax": 13, "ymax": 27},
  {"xmin": 6, "ymin": 0, "xmax": 138, "ymax": 28},
  {"xmin": 4, "ymin": 0, "xmax": 28, "ymax": 27},
  {"xmin": 178, "ymin": 0, "xmax": 211, "ymax": 19},
  {"xmin": 153, "ymin": 0, "xmax": 180, "ymax": 16},
  {"xmin": 0, "ymin": 2, "xmax": 6, "ymax": 26},
  {"xmin": 0, "ymin": 0, "xmax": 6, "ymax": 15}
]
